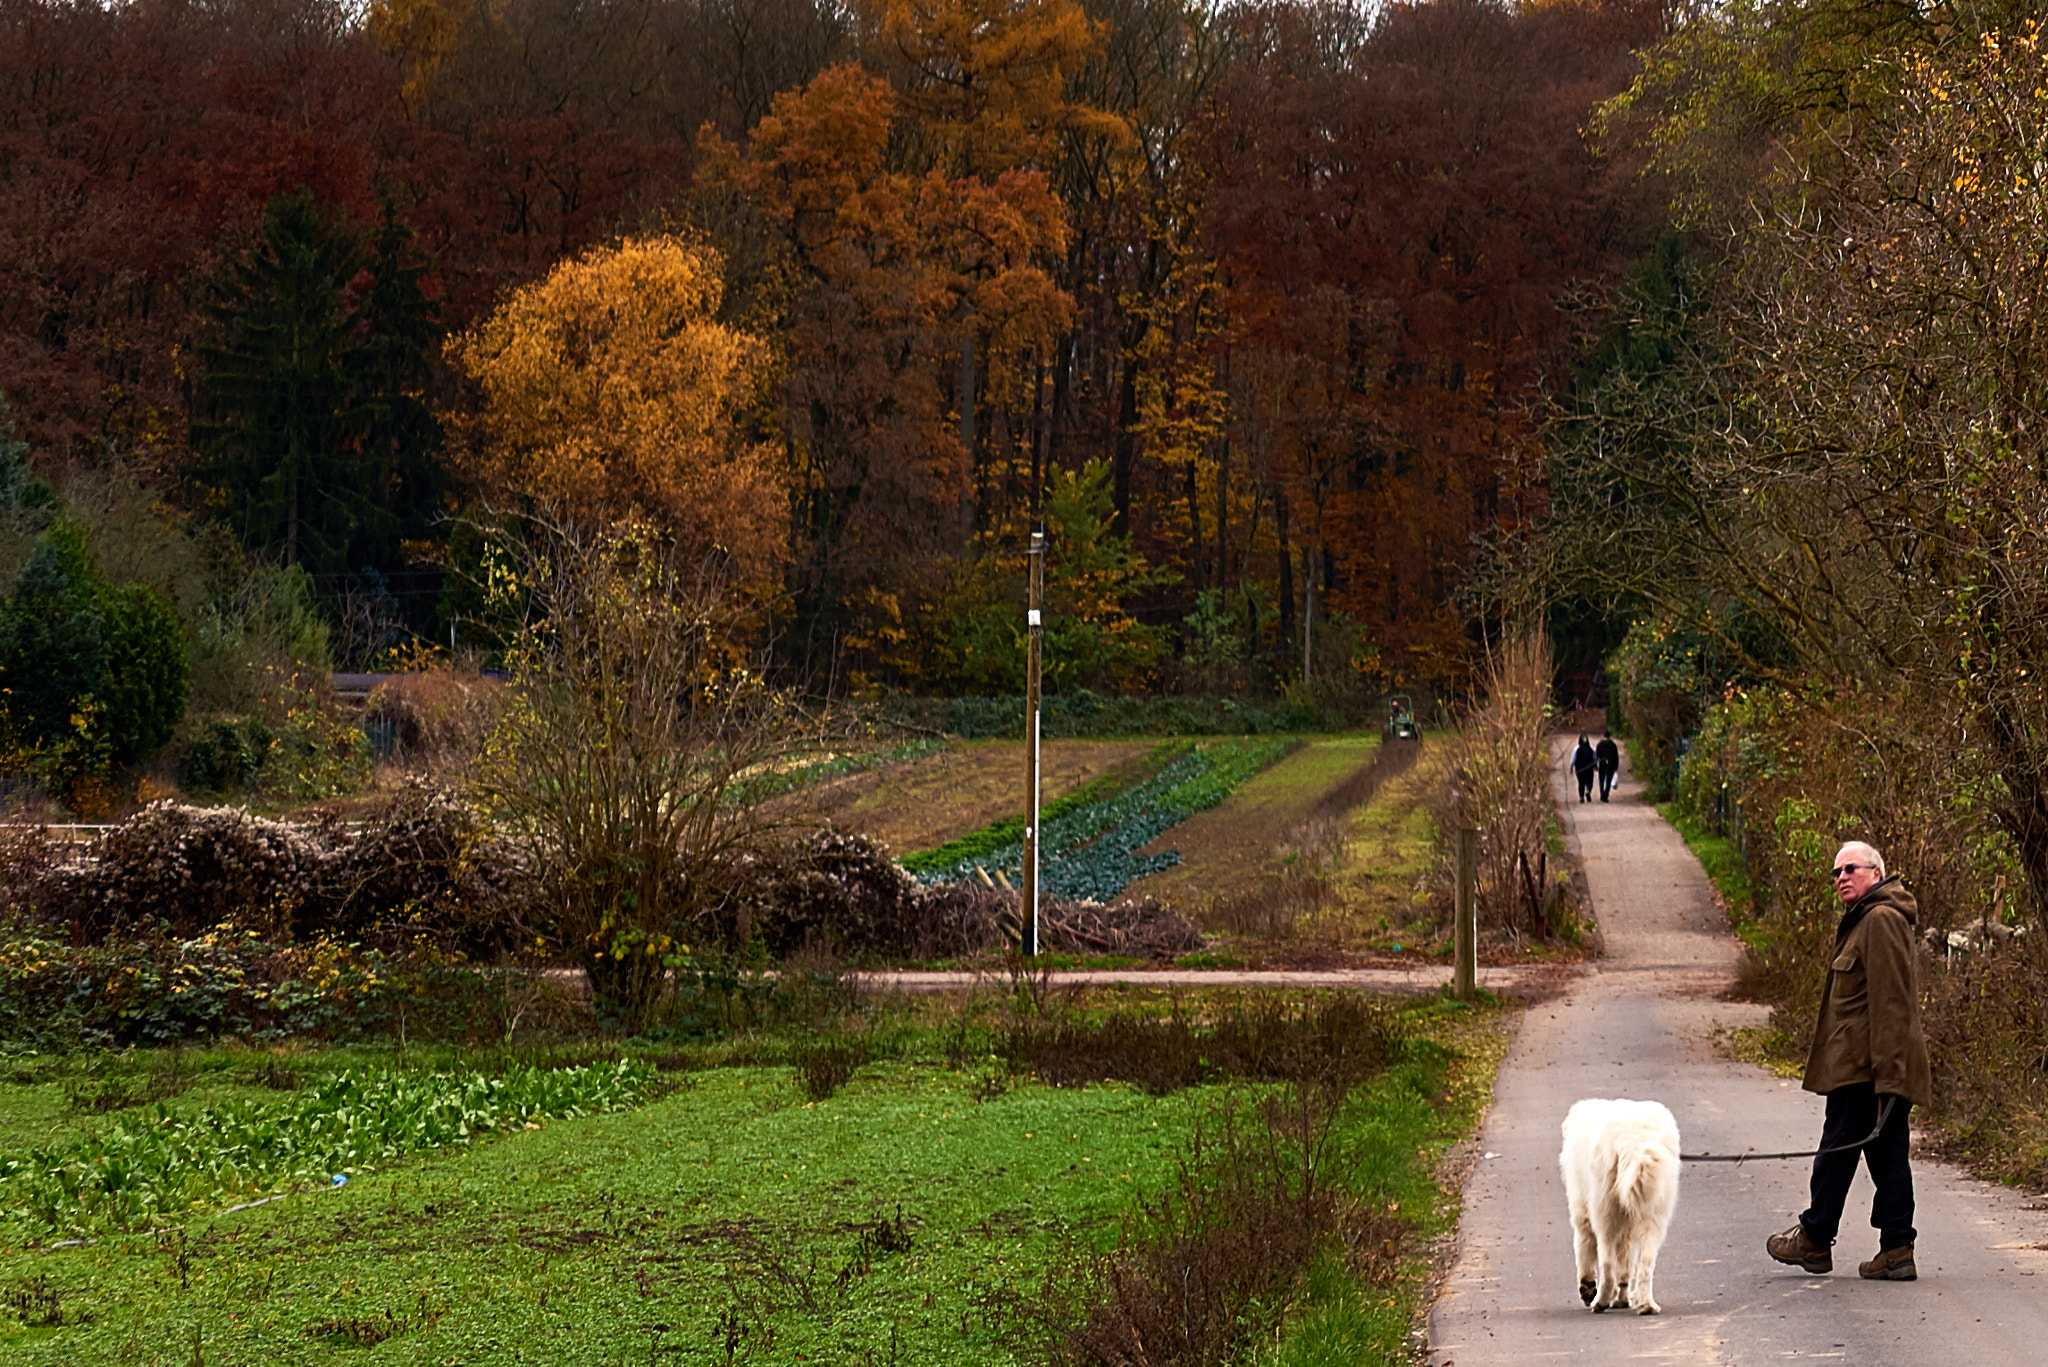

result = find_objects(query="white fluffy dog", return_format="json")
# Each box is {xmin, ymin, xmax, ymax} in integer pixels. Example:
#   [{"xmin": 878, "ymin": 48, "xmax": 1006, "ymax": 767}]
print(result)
[{"xmin": 1559, "ymin": 1098, "xmax": 1681, "ymax": 1315}]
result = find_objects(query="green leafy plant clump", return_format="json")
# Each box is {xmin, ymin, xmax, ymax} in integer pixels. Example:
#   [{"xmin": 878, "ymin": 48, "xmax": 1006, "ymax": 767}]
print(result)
[
  {"xmin": 911, "ymin": 738, "xmax": 1290, "ymax": 902},
  {"xmin": 0, "ymin": 1060, "xmax": 659, "ymax": 1238}
]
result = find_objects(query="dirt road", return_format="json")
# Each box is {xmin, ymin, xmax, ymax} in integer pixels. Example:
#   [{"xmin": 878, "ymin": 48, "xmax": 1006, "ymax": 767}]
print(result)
[{"xmin": 1427, "ymin": 741, "xmax": 2048, "ymax": 1365}]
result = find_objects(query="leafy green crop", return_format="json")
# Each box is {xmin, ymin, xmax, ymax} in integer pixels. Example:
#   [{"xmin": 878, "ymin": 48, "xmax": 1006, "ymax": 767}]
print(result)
[
  {"xmin": 898, "ymin": 743, "xmax": 1191, "ymax": 874},
  {"xmin": 0, "ymin": 1061, "xmax": 658, "ymax": 1237},
  {"xmin": 913, "ymin": 738, "xmax": 1289, "ymax": 901},
  {"xmin": 735, "ymin": 739, "xmax": 945, "ymax": 806}
]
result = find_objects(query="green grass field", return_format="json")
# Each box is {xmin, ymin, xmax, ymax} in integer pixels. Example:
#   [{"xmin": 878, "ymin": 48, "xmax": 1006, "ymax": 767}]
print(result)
[{"xmin": 0, "ymin": 995, "xmax": 1509, "ymax": 1365}]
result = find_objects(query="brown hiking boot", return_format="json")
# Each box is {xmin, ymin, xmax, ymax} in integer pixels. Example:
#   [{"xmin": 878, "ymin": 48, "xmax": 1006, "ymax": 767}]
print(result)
[
  {"xmin": 1767, "ymin": 1223, "xmax": 1833, "ymax": 1274},
  {"xmin": 1859, "ymin": 1244, "xmax": 1917, "ymax": 1280}
]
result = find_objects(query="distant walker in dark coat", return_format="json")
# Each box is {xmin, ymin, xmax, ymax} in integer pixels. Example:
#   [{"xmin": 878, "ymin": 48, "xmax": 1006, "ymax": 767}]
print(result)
[
  {"xmin": 1595, "ymin": 733, "xmax": 1620, "ymax": 802},
  {"xmin": 1766, "ymin": 841, "xmax": 1931, "ymax": 1282},
  {"xmin": 1570, "ymin": 734, "xmax": 1597, "ymax": 804}
]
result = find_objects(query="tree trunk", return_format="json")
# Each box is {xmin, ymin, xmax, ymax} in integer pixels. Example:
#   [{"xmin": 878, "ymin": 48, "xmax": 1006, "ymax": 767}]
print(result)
[
  {"xmin": 1112, "ymin": 345, "xmax": 1139, "ymax": 538},
  {"xmin": 1215, "ymin": 433, "xmax": 1231, "ymax": 593},
  {"xmin": 959, "ymin": 328, "xmax": 978, "ymax": 546},
  {"xmin": 1276, "ymin": 487, "xmax": 1295, "ymax": 674}
]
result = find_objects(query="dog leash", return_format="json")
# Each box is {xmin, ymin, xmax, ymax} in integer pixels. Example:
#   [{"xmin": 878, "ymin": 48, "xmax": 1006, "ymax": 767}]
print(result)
[{"xmin": 1679, "ymin": 1096, "xmax": 1896, "ymax": 1164}]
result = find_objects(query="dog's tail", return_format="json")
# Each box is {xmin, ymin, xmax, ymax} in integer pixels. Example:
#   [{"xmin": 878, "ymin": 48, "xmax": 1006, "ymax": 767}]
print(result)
[{"xmin": 1616, "ymin": 1140, "xmax": 1676, "ymax": 1211}]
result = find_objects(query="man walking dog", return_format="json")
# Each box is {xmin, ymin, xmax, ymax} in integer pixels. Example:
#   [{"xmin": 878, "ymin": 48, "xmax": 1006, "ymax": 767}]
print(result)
[{"xmin": 1767, "ymin": 841, "xmax": 1930, "ymax": 1280}]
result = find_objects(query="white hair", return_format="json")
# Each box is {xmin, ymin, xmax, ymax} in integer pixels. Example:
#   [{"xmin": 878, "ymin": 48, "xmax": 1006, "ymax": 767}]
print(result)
[{"xmin": 1836, "ymin": 841, "xmax": 1886, "ymax": 879}]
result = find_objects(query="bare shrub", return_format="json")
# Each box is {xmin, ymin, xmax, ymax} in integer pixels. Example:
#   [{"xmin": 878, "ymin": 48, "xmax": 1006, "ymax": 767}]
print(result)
[
  {"xmin": 1921, "ymin": 951, "xmax": 2048, "ymax": 1183},
  {"xmin": 719, "ymin": 839, "xmax": 1205, "ymax": 964},
  {"xmin": 312, "ymin": 777, "xmax": 530, "ymax": 947},
  {"xmin": 1043, "ymin": 1080, "xmax": 1399, "ymax": 1366},
  {"xmin": 724, "ymin": 830, "xmax": 927, "ymax": 960},
  {"xmin": 1686, "ymin": 689, "xmax": 2030, "ymax": 1052},
  {"xmin": 1006, "ymin": 995, "xmax": 1403, "ymax": 1096},
  {"xmin": 364, "ymin": 670, "xmax": 502, "ymax": 768},
  {"xmin": 0, "ymin": 822, "xmax": 58, "ymax": 911},
  {"xmin": 792, "ymin": 1034, "xmax": 872, "ymax": 1102},
  {"xmin": 15, "ymin": 786, "xmax": 528, "ymax": 949},
  {"xmin": 467, "ymin": 520, "xmax": 821, "ymax": 1032},
  {"xmin": 1436, "ymin": 630, "xmax": 1558, "ymax": 938},
  {"xmin": 915, "ymin": 881, "xmax": 1014, "ymax": 958}
]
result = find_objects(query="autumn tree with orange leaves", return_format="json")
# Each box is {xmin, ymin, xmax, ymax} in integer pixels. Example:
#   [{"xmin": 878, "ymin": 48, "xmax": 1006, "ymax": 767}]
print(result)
[
  {"xmin": 703, "ymin": 0, "xmax": 1108, "ymax": 684},
  {"xmin": 447, "ymin": 234, "xmax": 784, "ymax": 586}
]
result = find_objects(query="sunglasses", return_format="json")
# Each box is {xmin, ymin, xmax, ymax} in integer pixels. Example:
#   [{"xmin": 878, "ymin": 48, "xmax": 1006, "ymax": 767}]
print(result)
[{"xmin": 1830, "ymin": 863, "xmax": 1872, "ymax": 880}]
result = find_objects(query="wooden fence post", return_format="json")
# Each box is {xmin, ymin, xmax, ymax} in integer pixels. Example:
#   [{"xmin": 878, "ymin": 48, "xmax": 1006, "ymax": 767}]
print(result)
[{"xmin": 1454, "ymin": 825, "xmax": 1478, "ymax": 1000}]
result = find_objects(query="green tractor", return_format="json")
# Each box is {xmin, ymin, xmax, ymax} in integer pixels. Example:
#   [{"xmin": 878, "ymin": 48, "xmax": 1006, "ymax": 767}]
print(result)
[{"xmin": 1384, "ymin": 693, "xmax": 1419, "ymax": 741}]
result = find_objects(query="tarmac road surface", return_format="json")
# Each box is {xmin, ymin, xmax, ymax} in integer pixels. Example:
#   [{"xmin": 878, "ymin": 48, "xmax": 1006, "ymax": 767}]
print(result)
[{"xmin": 1426, "ymin": 741, "xmax": 2048, "ymax": 1366}]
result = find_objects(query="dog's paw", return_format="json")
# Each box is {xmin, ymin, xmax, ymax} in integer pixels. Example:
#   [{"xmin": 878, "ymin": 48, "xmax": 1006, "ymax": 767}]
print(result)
[
  {"xmin": 1578, "ymin": 1278, "xmax": 1596, "ymax": 1305},
  {"xmin": 1636, "ymin": 1300, "xmax": 1660, "ymax": 1316}
]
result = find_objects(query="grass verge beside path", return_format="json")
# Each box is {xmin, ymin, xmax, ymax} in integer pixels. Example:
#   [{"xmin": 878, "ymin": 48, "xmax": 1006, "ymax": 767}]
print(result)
[
  {"xmin": 1656, "ymin": 804, "xmax": 1756, "ymax": 936},
  {"xmin": 1656, "ymin": 806, "xmax": 1813, "ymax": 1080},
  {"xmin": 1266, "ymin": 997, "xmax": 1512, "ymax": 1366},
  {"xmin": 0, "ymin": 993, "xmax": 1513, "ymax": 1364}
]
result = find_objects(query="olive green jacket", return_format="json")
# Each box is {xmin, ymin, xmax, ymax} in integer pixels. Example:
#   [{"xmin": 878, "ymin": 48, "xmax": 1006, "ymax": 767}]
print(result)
[{"xmin": 1802, "ymin": 877, "xmax": 1933, "ymax": 1107}]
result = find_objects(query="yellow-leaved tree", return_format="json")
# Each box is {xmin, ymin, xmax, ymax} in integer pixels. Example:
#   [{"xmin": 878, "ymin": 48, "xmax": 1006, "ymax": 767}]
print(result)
[{"xmin": 447, "ymin": 234, "xmax": 784, "ymax": 585}]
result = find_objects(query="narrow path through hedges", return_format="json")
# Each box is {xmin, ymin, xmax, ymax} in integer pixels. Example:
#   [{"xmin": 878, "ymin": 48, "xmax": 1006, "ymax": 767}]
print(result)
[{"xmin": 1426, "ymin": 740, "xmax": 2048, "ymax": 1366}]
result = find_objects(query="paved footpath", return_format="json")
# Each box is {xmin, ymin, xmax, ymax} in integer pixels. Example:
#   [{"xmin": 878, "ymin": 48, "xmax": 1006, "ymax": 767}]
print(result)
[{"xmin": 1427, "ymin": 742, "xmax": 2048, "ymax": 1366}]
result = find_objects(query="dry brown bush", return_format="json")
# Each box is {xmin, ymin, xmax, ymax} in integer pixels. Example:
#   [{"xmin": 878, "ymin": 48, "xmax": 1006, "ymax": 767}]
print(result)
[
  {"xmin": 1673, "ymin": 686, "xmax": 2048, "ymax": 1177},
  {"xmin": 1043, "ymin": 1077, "xmax": 1400, "ymax": 1366},
  {"xmin": 719, "ymin": 830, "xmax": 1204, "ymax": 963},
  {"xmin": 364, "ymin": 670, "xmax": 502, "ymax": 768},
  {"xmin": 1435, "ymin": 630, "xmax": 1563, "ymax": 939},
  {"xmin": 10, "ymin": 783, "xmax": 529, "ymax": 949},
  {"xmin": 28, "ymin": 802, "xmax": 326, "ymax": 941},
  {"xmin": 1039, "ymin": 895, "xmax": 1204, "ymax": 960},
  {"xmin": 1921, "ymin": 950, "xmax": 2048, "ymax": 1185}
]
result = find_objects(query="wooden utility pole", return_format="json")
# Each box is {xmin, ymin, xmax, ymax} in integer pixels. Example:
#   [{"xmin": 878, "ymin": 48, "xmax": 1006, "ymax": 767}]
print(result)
[
  {"xmin": 1454, "ymin": 825, "xmax": 1478, "ymax": 1000},
  {"xmin": 1022, "ymin": 531, "xmax": 1045, "ymax": 956}
]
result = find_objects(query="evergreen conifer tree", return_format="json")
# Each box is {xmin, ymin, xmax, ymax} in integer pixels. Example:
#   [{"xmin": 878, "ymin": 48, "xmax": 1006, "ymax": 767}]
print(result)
[
  {"xmin": 193, "ymin": 189, "xmax": 375, "ymax": 576},
  {"xmin": 349, "ymin": 197, "xmax": 447, "ymax": 572}
]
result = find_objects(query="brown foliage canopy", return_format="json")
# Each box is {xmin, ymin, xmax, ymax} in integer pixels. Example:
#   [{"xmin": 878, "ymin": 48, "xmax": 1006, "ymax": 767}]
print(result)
[{"xmin": 0, "ymin": 0, "xmax": 1668, "ymax": 695}]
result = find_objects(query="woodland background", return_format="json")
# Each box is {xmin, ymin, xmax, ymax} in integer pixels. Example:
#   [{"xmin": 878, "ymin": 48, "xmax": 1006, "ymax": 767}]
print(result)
[{"xmin": 0, "ymin": 0, "xmax": 1668, "ymax": 706}]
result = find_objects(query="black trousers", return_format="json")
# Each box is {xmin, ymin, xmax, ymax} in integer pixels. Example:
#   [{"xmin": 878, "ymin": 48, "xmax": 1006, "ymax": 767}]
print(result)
[
  {"xmin": 1799, "ymin": 1081, "xmax": 1916, "ymax": 1251},
  {"xmin": 1575, "ymin": 770, "xmax": 1594, "ymax": 801},
  {"xmin": 1597, "ymin": 766, "xmax": 1617, "ymax": 800}
]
